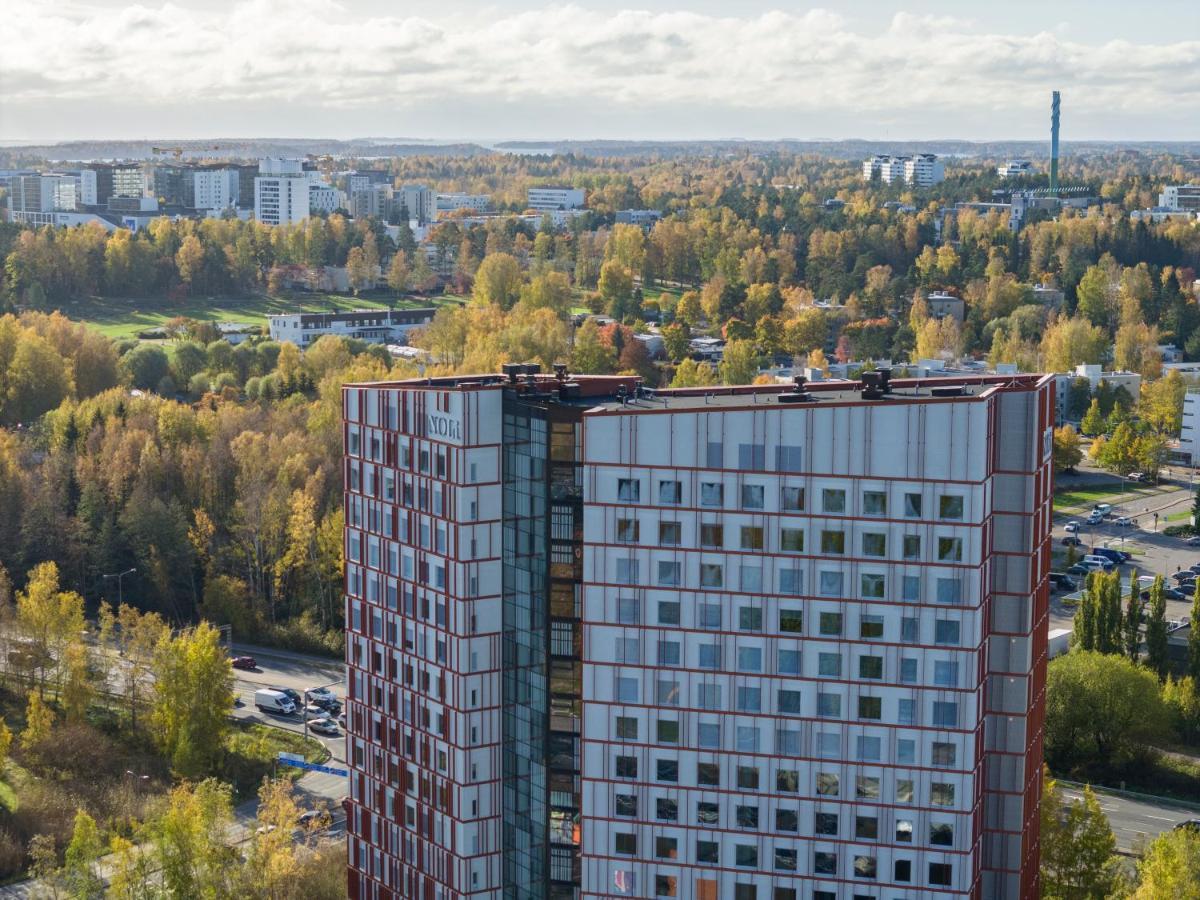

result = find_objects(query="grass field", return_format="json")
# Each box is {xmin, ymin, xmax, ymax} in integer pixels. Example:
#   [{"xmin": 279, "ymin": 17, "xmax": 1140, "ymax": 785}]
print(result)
[
  {"xmin": 1054, "ymin": 483, "xmax": 1152, "ymax": 509},
  {"xmin": 58, "ymin": 292, "xmax": 458, "ymax": 339}
]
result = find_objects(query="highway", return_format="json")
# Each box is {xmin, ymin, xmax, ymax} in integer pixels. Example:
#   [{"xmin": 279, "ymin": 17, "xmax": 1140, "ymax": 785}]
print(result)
[{"xmin": 1060, "ymin": 784, "xmax": 1198, "ymax": 852}]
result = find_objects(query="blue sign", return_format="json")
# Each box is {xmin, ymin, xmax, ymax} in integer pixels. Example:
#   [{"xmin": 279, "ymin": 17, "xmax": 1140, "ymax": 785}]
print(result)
[{"xmin": 277, "ymin": 755, "xmax": 348, "ymax": 776}]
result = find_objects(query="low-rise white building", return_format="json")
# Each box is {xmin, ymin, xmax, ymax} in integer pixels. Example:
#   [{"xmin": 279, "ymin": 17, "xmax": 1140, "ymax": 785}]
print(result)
[
  {"xmin": 1131, "ymin": 207, "xmax": 1194, "ymax": 224},
  {"xmin": 615, "ymin": 209, "xmax": 662, "ymax": 226},
  {"xmin": 997, "ymin": 160, "xmax": 1034, "ymax": 178},
  {"xmin": 528, "ymin": 186, "xmax": 585, "ymax": 210},
  {"xmin": 1181, "ymin": 391, "xmax": 1200, "ymax": 465},
  {"xmin": 1053, "ymin": 364, "xmax": 1142, "ymax": 424},
  {"xmin": 436, "ymin": 192, "xmax": 490, "ymax": 215},
  {"xmin": 1159, "ymin": 185, "xmax": 1200, "ymax": 212},
  {"xmin": 268, "ymin": 308, "xmax": 437, "ymax": 347},
  {"xmin": 309, "ymin": 183, "xmax": 345, "ymax": 214},
  {"xmin": 927, "ymin": 291, "xmax": 965, "ymax": 323}
]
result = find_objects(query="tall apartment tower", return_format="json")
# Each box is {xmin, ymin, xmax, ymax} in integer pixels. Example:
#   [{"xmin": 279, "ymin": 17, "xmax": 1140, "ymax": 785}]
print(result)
[{"xmin": 343, "ymin": 369, "xmax": 1054, "ymax": 900}]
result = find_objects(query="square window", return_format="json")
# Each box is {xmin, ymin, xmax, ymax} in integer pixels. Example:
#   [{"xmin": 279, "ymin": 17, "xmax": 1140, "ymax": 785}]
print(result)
[
  {"xmin": 822, "ymin": 489, "xmax": 845, "ymax": 513},
  {"xmin": 700, "ymin": 563, "xmax": 724, "ymax": 588},
  {"xmin": 856, "ymin": 776, "xmax": 880, "ymax": 799},
  {"xmin": 737, "ymin": 765, "xmax": 760, "ymax": 789},
  {"xmin": 614, "ymin": 832, "xmax": 636, "ymax": 855},
  {"xmin": 655, "ymin": 836, "xmax": 678, "ymax": 859},
  {"xmin": 616, "ymin": 755, "xmax": 637, "ymax": 778},
  {"xmin": 617, "ymin": 519, "xmax": 640, "ymax": 542},
  {"xmin": 658, "ymin": 640, "xmax": 681, "ymax": 666},
  {"xmin": 699, "ymin": 603, "xmax": 721, "ymax": 630},
  {"xmin": 858, "ymin": 696, "xmax": 882, "ymax": 720},
  {"xmin": 776, "ymin": 809, "xmax": 798, "ymax": 832},
  {"xmin": 658, "ymin": 480, "xmax": 682, "ymax": 504},
  {"xmin": 863, "ymin": 491, "xmax": 887, "ymax": 514},
  {"xmin": 816, "ymin": 732, "xmax": 840, "ymax": 757},
  {"xmin": 897, "ymin": 738, "xmax": 916, "ymax": 764},
  {"xmin": 855, "ymin": 815, "xmax": 879, "ymax": 840},
  {"xmin": 857, "ymin": 735, "xmax": 881, "ymax": 760},
  {"xmin": 861, "ymin": 574, "xmax": 885, "ymax": 599},
  {"xmin": 895, "ymin": 859, "xmax": 912, "ymax": 882},
  {"xmin": 817, "ymin": 693, "xmax": 841, "ymax": 717},
  {"xmin": 901, "ymin": 617, "xmax": 919, "ymax": 642},
  {"xmin": 617, "ymin": 596, "xmax": 640, "ymax": 624},
  {"xmin": 815, "ymin": 811, "xmax": 839, "ymax": 835},
  {"xmin": 937, "ymin": 536, "xmax": 963, "ymax": 562},
  {"xmin": 778, "ymin": 689, "xmax": 802, "ymax": 715},
  {"xmin": 931, "ymin": 783, "xmax": 956, "ymax": 807},
  {"xmin": 658, "ymin": 601, "xmax": 680, "ymax": 625},
  {"xmin": 781, "ymin": 486, "xmax": 805, "ymax": 511},
  {"xmin": 736, "ymin": 726, "xmax": 759, "ymax": 752},
  {"xmin": 819, "ymin": 612, "xmax": 843, "ymax": 635},
  {"xmin": 616, "ymin": 676, "xmax": 638, "ymax": 703},
  {"xmin": 904, "ymin": 492, "xmax": 923, "ymax": 517},
  {"xmin": 936, "ymin": 577, "xmax": 963, "ymax": 604},
  {"xmin": 659, "ymin": 521, "xmax": 682, "ymax": 545},
  {"xmin": 700, "ymin": 523, "xmax": 724, "ymax": 547},
  {"xmin": 935, "ymin": 620, "xmax": 961, "ymax": 646},
  {"xmin": 657, "ymin": 719, "xmax": 680, "ymax": 744},
  {"xmin": 696, "ymin": 840, "xmax": 719, "ymax": 863},
  {"xmin": 820, "ymin": 530, "xmax": 846, "ymax": 554},
  {"xmin": 734, "ymin": 887, "xmax": 757, "ymax": 900},
  {"xmin": 903, "ymin": 534, "xmax": 922, "ymax": 559},
  {"xmin": 896, "ymin": 818, "xmax": 914, "ymax": 842},
  {"xmin": 738, "ymin": 443, "xmax": 766, "ymax": 470},
  {"xmin": 776, "ymin": 727, "xmax": 801, "ymax": 754},
  {"xmin": 736, "ymin": 806, "xmax": 759, "ymax": 829},
  {"xmin": 615, "ymin": 794, "xmax": 637, "ymax": 816},
  {"xmin": 860, "ymin": 614, "xmax": 884, "ymax": 638},
  {"xmin": 859, "ymin": 655, "xmax": 883, "ymax": 679},
  {"xmin": 779, "ymin": 607, "xmax": 804, "ymax": 633},
  {"xmin": 706, "ymin": 442, "xmax": 723, "ymax": 468},
  {"xmin": 701, "ymin": 482, "xmax": 724, "ymax": 506},
  {"xmin": 738, "ymin": 606, "xmax": 763, "ymax": 631},
  {"xmin": 774, "ymin": 890, "xmax": 797, "ymax": 900},
  {"xmin": 818, "ymin": 652, "xmax": 841, "ymax": 676},
  {"xmin": 778, "ymin": 649, "xmax": 801, "ymax": 675},
  {"xmin": 898, "ymin": 699, "xmax": 916, "ymax": 727},
  {"xmin": 739, "ymin": 566, "xmax": 763, "ymax": 592},
  {"xmin": 774, "ymin": 847, "xmax": 797, "ymax": 871},
  {"xmin": 777, "ymin": 769, "xmax": 799, "ymax": 792},
  {"xmin": 697, "ymin": 722, "xmax": 720, "ymax": 748},
  {"xmin": 697, "ymin": 801, "xmax": 719, "ymax": 825},
  {"xmin": 697, "ymin": 683, "xmax": 722, "ymax": 709},
  {"xmin": 815, "ymin": 772, "xmax": 839, "ymax": 796},
  {"xmin": 741, "ymin": 484, "xmax": 764, "ymax": 509},
  {"xmin": 862, "ymin": 532, "xmax": 886, "ymax": 556},
  {"xmin": 934, "ymin": 660, "xmax": 959, "ymax": 687},
  {"xmin": 854, "ymin": 855, "xmax": 877, "ymax": 880},
  {"xmin": 780, "ymin": 527, "xmax": 805, "ymax": 552},
  {"xmin": 656, "ymin": 680, "xmax": 680, "ymax": 706},
  {"xmin": 939, "ymin": 495, "xmax": 963, "ymax": 519},
  {"xmin": 738, "ymin": 646, "xmax": 763, "ymax": 671},
  {"xmin": 698, "ymin": 643, "xmax": 721, "ymax": 669},
  {"xmin": 737, "ymin": 686, "xmax": 762, "ymax": 712},
  {"xmin": 616, "ymin": 716, "xmax": 638, "ymax": 739},
  {"xmin": 902, "ymin": 575, "xmax": 921, "ymax": 602},
  {"xmin": 819, "ymin": 570, "xmax": 844, "ymax": 596},
  {"xmin": 616, "ymin": 637, "xmax": 640, "ymax": 663},
  {"xmin": 814, "ymin": 851, "xmax": 837, "ymax": 875},
  {"xmin": 740, "ymin": 526, "xmax": 764, "ymax": 550},
  {"xmin": 896, "ymin": 779, "xmax": 915, "ymax": 804},
  {"xmin": 900, "ymin": 657, "xmax": 918, "ymax": 683},
  {"xmin": 929, "ymin": 862, "xmax": 953, "ymax": 887},
  {"xmin": 930, "ymin": 822, "xmax": 954, "ymax": 846},
  {"xmin": 656, "ymin": 759, "xmax": 678, "ymax": 782},
  {"xmin": 779, "ymin": 567, "xmax": 803, "ymax": 595},
  {"xmin": 933, "ymin": 701, "xmax": 958, "ymax": 728},
  {"xmin": 697, "ymin": 763, "xmax": 719, "ymax": 786},
  {"xmin": 655, "ymin": 875, "xmax": 677, "ymax": 897},
  {"xmin": 617, "ymin": 479, "xmax": 640, "ymax": 503}
]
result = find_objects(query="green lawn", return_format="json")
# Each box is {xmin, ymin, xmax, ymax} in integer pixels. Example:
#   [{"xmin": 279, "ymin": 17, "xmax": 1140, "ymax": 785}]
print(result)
[
  {"xmin": 57, "ymin": 292, "xmax": 455, "ymax": 340},
  {"xmin": 1167, "ymin": 509, "xmax": 1193, "ymax": 523},
  {"xmin": 1054, "ymin": 484, "xmax": 1152, "ymax": 509}
]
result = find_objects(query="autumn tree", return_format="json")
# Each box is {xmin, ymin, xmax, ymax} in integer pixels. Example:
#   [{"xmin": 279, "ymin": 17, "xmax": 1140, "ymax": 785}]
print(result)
[
  {"xmin": 386, "ymin": 251, "xmax": 410, "ymax": 293},
  {"xmin": 145, "ymin": 779, "xmax": 237, "ymax": 899},
  {"xmin": 16, "ymin": 561, "xmax": 85, "ymax": 697},
  {"xmin": 598, "ymin": 259, "xmax": 636, "ymax": 320},
  {"xmin": 670, "ymin": 358, "xmax": 718, "ymax": 388},
  {"xmin": 1080, "ymin": 398, "xmax": 1105, "ymax": 435},
  {"xmin": 718, "ymin": 339, "xmax": 760, "ymax": 386},
  {"xmin": 1133, "ymin": 826, "xmax": 1200, "ymax": 898},
  {"xmin": 21, "ymin": 691, "xmax": 53, "ymax": 750},
  {"xmin": 661, "ymin": 323, "xmax": 690, "ymax": 362},
  {"xmin": 1039, "ymin": 771, "xmax": 1124, "ymax": 899},
  {"xmin": 1052, "ymin": 426, "xmax": 1082, "ymax": 473},
  {"xmin": 473, "ymin": 253, "xmax": 523, "ymax": 308},
  {"xmin": 63, "ymin": 809, "xmax": 105, "ymax": 899},
  {"xmin": 1040, "ymin": 317, "xmax": 1108, "ymax": 372},
  {"xmin": 571, "ymin": 320, "xmax": 617, "ymax": 374},
  {"xmin": 116, "ymin": 604, "xmax": 170, "ymax": 732},
  {"xmin": 151, "ymin": 621, "xmax": 234, "ymax": 776},
  {"xmin": 1145, "ymin": 575, "xmax": 1170, "ymax": 680}
]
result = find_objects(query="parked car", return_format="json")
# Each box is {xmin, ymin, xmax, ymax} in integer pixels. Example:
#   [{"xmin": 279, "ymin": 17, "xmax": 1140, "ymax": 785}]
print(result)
[
  {"xmin": 1187, "ymin": 535, "xmax": 1200, "ymax": 546},
  {"xmin": 231, "ymin": 656, "xmax": 256, "ymax": 671},
  {"xmin": 253, "ymin": 688, "xmax": 295, "ymax": 715},
  {"xmin": 1128, "ymin": 472, "xmax": 1145, "ymax": 483},
  {"xmin": 296, "ymin": 809, "xmax": 330, "ymax": 831},
  {"xmin": 306, "ymin": 687, "xmax": 339, "ymax": 706},
  {"xmin": 1175, "ymin": 819, "xmax": 1200, "ymax": 832},
  {"xmin": 1091, "ymin": 548, "xmax": 1126, "ymax": 566},
  {"xmin": 302, "ymin": 703, "xmax": 328, "ymax": 721},
  {"xmin": 1087, "ymin": 512, "xmax": 1105, "ymax": 525},
  {"xmin": 308, "ymin": 717, "xmax": 339, "ymax": 736},
  {"xmin": 1094, "ymin": 503, "xmax": 1113, "ymax": 516},
  {"xmin": 1049, "ymin": 573, "xmax": 1077, "ymax": 592},
  {"xmin": 1081, "ymin": 555, "xmax": 1115, "ymax": 571},
  {"xmin": 1061, "ymin": 536, "xmax": 1083, "ymax": 547},
  {"xmin": 1173, "ymin": 570, "xmax": 1195, "ymax": 583},
  {"xmin": 1115, "ymin": 516, "xmax": 1134, "ymax": 527},
  {"xmin": 1064, "ymin": 521, "xmax": 1080, "ymax": 534},
  {"xmin": 1066, "ymin": 564, "xmax": 1091, "ymax": 577},
  {"xmin": 268, "ymin": 687, "xmax": 303, "ymax": 707}
]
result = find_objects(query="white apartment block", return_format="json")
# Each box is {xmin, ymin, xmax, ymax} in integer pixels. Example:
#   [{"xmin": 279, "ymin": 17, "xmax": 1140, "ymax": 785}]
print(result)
[
  {"xmin": 255, "ymin": 160, "xmax": 312, "ymax": 226},
  {"xmin": 7, "ymin": 174, "xmax": 78, "ymax": 214},
  {"xmin": 862, "ymin": 155, "xmax": 944, "ymax": 186},
  {"xmin": 1052, "ymin": 364, "xmax": 1141, "ymax": 425},
  {"xmin": 343, "ymin": 368, "xmax": 1054, "ymax": 900},
  {"xmin": 437, "ymin": 192, "xmax": 491, "ymax": 215},
  {"xmin": 529, "ymin": 187, "xmax": 586, "ymax": 210},
  {"xmin": 1181, "ymin": 392, "xmax": 1200, "ymax": 465},
  {"xmin": 192, "ymin": 169, "xmax": 241, "ymax": 211},
  {"xmin": 997, "ymin": 160, "xmax": 1034, "ymax": 178},
  {"xmin": 309, "ymin": 183, "xmax": 345, "ymax": 215},
  {"xmin": 1159, "ymin": 185, "xmax": 1200, "ymax": 212},
  {"xmin": 268, "ymin": 308, "xmax": 435, "ymax": 346},
  {"xmin": 399, "ymin": 184, "xmax": 436, "ymax": 224}
]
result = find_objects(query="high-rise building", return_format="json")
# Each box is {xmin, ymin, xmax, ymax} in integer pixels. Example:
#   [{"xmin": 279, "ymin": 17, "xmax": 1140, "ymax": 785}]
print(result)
[
  {"xmin": 342, "ymin": 368, "xmax": 1054, "ymax": 900},
  {"xmin": 7, "ymin": 173, "xmax": 77, "ymax": 214},
  {"xmin": 862, "ymin": 155, "xmax": 944, "ymax": 186},
  {"xmin": 398, "ymin": 184, "xmax": 435, "ymax": 224},
  {"xmin": 79, "ymin": 164, "xmax": 114, "ymax": 206},
  {"xmin": 192, "ymin": 168, "xmax": 241, "ymax": 211},
  {"xmin": 255, "ymin": 159, "xmax": 313, "ymax": 226}
]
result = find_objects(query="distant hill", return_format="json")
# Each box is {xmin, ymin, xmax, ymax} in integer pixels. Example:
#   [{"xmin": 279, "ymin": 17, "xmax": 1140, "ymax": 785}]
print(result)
[{"xmin": 0, "ymin": 138, "xmax": 491, "ymax": 164}]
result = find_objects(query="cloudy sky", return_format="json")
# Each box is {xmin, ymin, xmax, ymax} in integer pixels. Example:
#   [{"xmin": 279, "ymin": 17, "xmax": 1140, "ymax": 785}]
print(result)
[{"xmin": 3, "ymin": 0, "xmax": 1199, "ymax": 143}]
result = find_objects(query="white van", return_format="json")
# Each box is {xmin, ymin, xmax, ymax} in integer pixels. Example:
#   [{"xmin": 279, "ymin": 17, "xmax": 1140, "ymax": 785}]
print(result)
[
  {"xmin": 254, "ymin": 688, "xmax": 296, "ymax": 715},
  {"xmin": 1081, "ymin": 555, "xmax": 1114, "ymax": 571}
]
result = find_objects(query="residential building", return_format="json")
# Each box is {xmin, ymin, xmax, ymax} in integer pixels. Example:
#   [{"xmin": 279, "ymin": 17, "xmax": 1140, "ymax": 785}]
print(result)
[
  {"xmin": 1052, "ymin": 364, "xmax": 1141, "ymax": 424},
  {"xmin": 192, "ymin": 168, "xmax": 241, "ymax": 212},
  {"xmin": 343, "ymin": 367, "xmax": 1053, "ymax": 900},
  {"xmin": 79, "ymin": 165, "xmax": 113, "ymax": 206},
  {"xmin": 905, "ymin": 154, "xmax": 945, "ymax": 187},
  {"xmin": 1031, "ymin": 284, "xmax": 1064, "ymax": 311},
  {"xmin": 7, "ymin": 173, "xmax": 78, "ymax": 217},
  {"xmin": 309, "ymin": 183, "xmax": 345, "ymax": 215},
  {"xmin": 1182, "ymin": 392, "xmax": 1200, "ymax": 465},
  {"xmin": 528, "ymin": 187, "xmax": 586, "ymax": 211},
  {"xmin": 437, "ymin": 193, "xmax": 491, "ymax": 215},
  {"xmin": 267, "ymin": 308, "xmax": 435, "ymax": 347},
  {"xmin": 926, "ymin": 291, "xmax": 965, "ymax": 323},
  {"xmin": 149, "ymin": 163, "xmax": 193, "ymax": 207},
  {"xmin": 616, "ymin": 209, "xmax": 663, "ymax": 227},
  {"xmin": 352, "ymin": 185, "xmax": 393, "ymax": 220},
  {"xmin": 399, "ymin": 184, "xmax": 436, "ymax": 224},
  {"xmin": 997, "ymin": 160, "xmax": 1034, "ymax": 178},
  {"xmin": 255, "ymin": 159, "xmax": 313, "ymax": 226},
  {"xmin": 112, "ymin": 164, "xmax": 148, "ymax": 199},
  {"xmin": 1130, "ymin": 207, "xmax": 1193, "ymax": 224},
  {"xmin": 1159, "ymin": 185, "xmax": 1200, "ymax": 212}
]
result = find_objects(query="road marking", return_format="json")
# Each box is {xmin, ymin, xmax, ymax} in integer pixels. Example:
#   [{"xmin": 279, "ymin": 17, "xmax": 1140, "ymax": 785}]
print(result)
[{"xmin": 1146, "ymin": 815, "xmax": 1179, "ymax": 822}]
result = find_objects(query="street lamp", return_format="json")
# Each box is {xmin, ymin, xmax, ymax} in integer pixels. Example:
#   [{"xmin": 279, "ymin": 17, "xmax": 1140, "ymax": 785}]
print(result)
[{"xmin": 102, "ymin": 568, "xmax": 137, "ymax": 606}]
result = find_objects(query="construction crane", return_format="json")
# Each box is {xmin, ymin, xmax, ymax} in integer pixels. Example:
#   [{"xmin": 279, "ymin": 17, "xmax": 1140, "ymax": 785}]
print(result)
[{"xmin": 151, "ymin": 145, "xmax": 221, "ymax": 159}]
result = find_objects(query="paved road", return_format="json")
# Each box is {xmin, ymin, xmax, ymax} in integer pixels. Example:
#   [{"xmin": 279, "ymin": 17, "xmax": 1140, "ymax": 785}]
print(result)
[{"xmin": 1061, "ymin": 785, "xmax": 1198, "ymax": 852}]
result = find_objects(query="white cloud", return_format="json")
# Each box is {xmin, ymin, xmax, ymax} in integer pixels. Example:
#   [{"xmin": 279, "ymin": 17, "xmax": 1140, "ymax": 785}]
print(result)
[{"xmin": 3, "ymin": 1, "xmax": 1199, "ymax": 138}]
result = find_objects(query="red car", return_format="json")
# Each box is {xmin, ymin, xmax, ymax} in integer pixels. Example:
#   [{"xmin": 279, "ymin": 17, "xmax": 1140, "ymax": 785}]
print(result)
[{"xmin": 231, "ymin": 655, "xmax": 257, "ymax": 671}]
